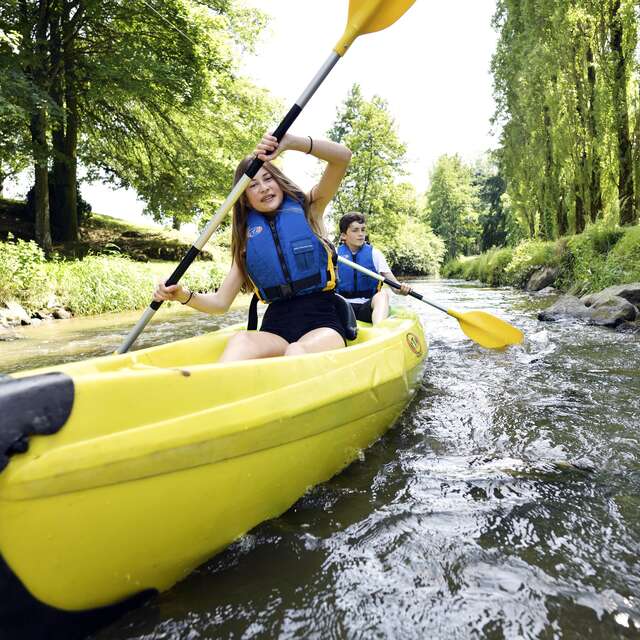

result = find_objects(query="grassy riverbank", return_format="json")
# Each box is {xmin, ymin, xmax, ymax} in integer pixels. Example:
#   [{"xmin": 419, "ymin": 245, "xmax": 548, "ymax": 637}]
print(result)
[
  {"xmin": 0, "ymin": 238, "xmax": 227, "ymax": 316},
  {"xmin": 443, "ymin": 223, "xmax": 640, "ymax": 294}
]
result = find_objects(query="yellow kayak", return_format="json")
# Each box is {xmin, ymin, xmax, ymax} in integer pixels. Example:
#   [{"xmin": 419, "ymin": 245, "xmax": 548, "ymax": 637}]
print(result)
[{"xmin": 0, "ymin": 311, "xmax": 426, "ymax": 612}]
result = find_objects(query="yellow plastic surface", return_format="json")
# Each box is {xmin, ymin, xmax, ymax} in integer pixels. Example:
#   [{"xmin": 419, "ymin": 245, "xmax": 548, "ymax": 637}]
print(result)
[
  {"xmin": 0, "ymin": 313, "xmax": 427, "ymax": 611},
  {"xmin": 334, "ymin": 0, "xmax": 416, "ymax": 56},
  {"xmin": 447, "ymin": 309, "xmax": 524, "ymax": 349}
]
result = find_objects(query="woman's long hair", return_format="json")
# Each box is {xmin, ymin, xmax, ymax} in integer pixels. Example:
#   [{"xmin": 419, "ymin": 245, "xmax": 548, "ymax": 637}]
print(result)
[{"xmin": 231, "ymin": 156, "xmax": 325, "ymax": 291}]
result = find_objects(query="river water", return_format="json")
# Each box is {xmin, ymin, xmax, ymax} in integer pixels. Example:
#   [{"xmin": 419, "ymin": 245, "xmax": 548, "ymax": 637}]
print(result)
[{"xmin": 1, "ymin": 280, "xmax": 639, "ymax": 639}]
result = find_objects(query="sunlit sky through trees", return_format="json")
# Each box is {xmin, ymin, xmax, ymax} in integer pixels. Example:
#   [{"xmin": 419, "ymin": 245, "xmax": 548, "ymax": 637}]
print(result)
[{"xmin": 5, "ymin": 0, "xmax": 499, "ymax": 226}]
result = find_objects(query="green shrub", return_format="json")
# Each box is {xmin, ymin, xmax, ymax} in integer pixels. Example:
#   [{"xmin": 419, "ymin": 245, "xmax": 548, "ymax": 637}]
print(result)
[
  {"xmin": 443, "ymin": 247, "xmax": 514, "ymax": 285},
  {"xmin": 0, "ymin": 236, "xmax": 53, "ymax": 312},
  {"xmin": 486, "ymin": 247, "xmax": 515, "ymax": 285},
  {"xmin": 441, "ymin": 258, "xmax": 460, "ymax": 278},
  {"xmin": 374, "ymin": 218, "xmax": 445, "ymax": 275},
  {"xmin": 604, "ymin": 224, "xmax": 640, "ymax": 285},
  {"xmin": 442, "ymin": 256, "xmax": 475, "ymax": 279},
  {"xmin": 53, "ymin": 255, "xmax": 228, "ymax": 316},
  {"xmin": 442, "ymin": 222, "xmax": 640, "ymax": 294},
  {"xmin": 51, "ymin": 256, "xmax": 156, "ymax": 315},
  {"xmin": 556, "ymin": 222, "xmax": 634, "ymax": 293},
  {"xmin": 150, "ymin": 257, "xmax": 227, "ymax": 294},
  {"xmin": 503, "ymin": 239, "xmax": 558, "ymax": 287}
]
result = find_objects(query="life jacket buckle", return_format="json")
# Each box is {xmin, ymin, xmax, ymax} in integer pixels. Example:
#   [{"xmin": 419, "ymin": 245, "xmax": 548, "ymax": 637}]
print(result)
[{"xmin": 280, "ymin": 283, "xmax": 293, "ymax": 298}]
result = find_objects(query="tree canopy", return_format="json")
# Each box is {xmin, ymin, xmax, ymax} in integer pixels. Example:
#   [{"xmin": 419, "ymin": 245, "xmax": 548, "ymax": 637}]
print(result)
[
  {"xmin": 328, "ymin": 83, "xmax": 444, "ymax": 274},
  {"xmin": 425, "ymin": 154, "xmax": 481, "ymax": 261},
  {"xmin": 0, "ymin": 0, "xmax": 277, "ymax": 249},
  {"xmin": 491, "ymin": 0, "xmax": 640, "ymax": 240}
]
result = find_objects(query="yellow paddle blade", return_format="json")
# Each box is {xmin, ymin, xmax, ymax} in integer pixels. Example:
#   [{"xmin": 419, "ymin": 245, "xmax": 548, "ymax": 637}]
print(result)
[
  {"xmin": 334, "ymin": 0, "xmax": 416, "ymax": 56},
  {"xmin": 448, "ymin": 310, "xmax": 524, "ymax": 350}
]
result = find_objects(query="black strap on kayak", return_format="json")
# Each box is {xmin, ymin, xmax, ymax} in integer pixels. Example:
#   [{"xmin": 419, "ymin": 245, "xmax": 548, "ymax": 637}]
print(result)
[
  {"xmin": 247, "ymin": 294, "xmax": 259, "ymax": 331},
  {"xmin": 0, "ymin": 372, "xmax": 74, "ymax": 472},
  {"xmin": 334, "ymin": 293, "xmax": 358, "ymax": 341}
]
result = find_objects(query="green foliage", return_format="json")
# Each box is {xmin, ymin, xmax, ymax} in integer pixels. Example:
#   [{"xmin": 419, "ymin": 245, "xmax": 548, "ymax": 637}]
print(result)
[
  {"xmin": 607, "ymin": 225, "xmax": 640, "ymax": 275},
  {"xmin": 0, "ymin": 236, "xmax": 51, "ymax": 311},
  {"xmin": 0, "ymin": 0, "xmax": 277, "ymax": 245},
  {"xmin": 443, "ymin": 248, "xmax": 515, "ymax": 285},
  {"xmin": 49, "ymin": 257, "xmax": 155, "ymax": 315},
  {"xmin": 444, "ymin": 222, "xmax": 640, "ymax": 294},
  {"xmin": 50, "ymin": 256, "xmax": 227, "ymax": 316},
  {"xmin": 557, "ymin": 222, "xmax": 639, "ymax": 293},
  {"xmin": 492, "ymin": 0, "xmax": 640, "ymax": 237},
  {"xmin": 328, "ymin": 84, "xmax": 408, "ymax": 226},
  {"xmin": 425, "ymin": 154, "xmax": 481, "ymax": 260},
  {"xmin": 503, "ymin": 239, "xmax": 560, "ymax": 287},
  {"xmin": 0, "ymin": 233, "xmax": 227, "ymax": 316},
  {"xmin": 473, "ymin": 153, "xmax": 511, "ymax": 251},
  {"xmin": 371, "ymin": 217, "xmax": 445, "ymax": 275},
  {"xmin": 327, "ymin": 84, "xmax": 440, "ymax": 276}
]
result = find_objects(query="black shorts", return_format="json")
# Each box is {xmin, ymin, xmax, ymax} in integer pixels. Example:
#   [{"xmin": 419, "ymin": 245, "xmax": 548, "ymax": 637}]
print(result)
[
  {"xmin": 348, "ymin": 299, "xmax": 374, "ymax": 323},
  {"xmin": 260, "ymin": 291, "xmax": 347, "ymax": 344}
]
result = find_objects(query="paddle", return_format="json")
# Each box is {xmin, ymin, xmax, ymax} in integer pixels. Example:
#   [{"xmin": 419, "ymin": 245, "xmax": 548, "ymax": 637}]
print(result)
[
  {"xmin": 117, "ymin": 0, "xmax": 416, "ymax": 354},
  {"xmin": 337, "ymin": 255, "xmax": 524, "ymax": 350}
]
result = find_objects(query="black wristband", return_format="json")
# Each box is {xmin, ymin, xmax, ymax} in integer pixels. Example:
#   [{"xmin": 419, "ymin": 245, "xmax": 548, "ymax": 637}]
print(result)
[
  {"xmin": 306, "ymin": 136, "xmax": 313, "ymax": 154},
  {"xmin": 181, "ymin": 289, "xmax": 194, "ymax": 305}
]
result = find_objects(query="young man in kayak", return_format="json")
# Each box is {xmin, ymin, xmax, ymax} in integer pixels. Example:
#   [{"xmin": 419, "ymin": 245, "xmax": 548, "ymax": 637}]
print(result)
[
  {"xmin": 154, "ymin": 132, "xmax": 352, "ymax": 362},
  {"xmin": 336, "ymin": 212, "xmax": 410, "ymax": 324}
]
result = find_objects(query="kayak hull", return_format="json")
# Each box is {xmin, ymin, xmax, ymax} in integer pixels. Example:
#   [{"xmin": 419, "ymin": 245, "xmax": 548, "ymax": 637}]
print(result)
[{"xmin": 0, "ymin": 313, "xmax": 426, "ymax": 612}]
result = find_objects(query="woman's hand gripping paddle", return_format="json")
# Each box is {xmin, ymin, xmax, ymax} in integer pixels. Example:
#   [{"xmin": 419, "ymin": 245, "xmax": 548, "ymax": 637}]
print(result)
[
  {"xmin": 117, "ymin": 0, "xmax": 417, "ymax": 354},
  {"xmin": 337, "ymin": 255, "xmax": 524, "ymax": 350}
]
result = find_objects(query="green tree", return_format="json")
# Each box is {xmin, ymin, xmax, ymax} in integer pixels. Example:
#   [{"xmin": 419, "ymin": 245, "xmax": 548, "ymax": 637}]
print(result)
[
  {"xmin": 473, "ymin": 153, "xmax": 509, "ymax": 251},
  {"xmin": 328, "ymin": 84, "xmax": 407, "ymax": 225},
  {"xmin": 0, "ymin": 30, "xmax": 30, "ymax": 196},
  {"xmin": 327, "ymin": 84, "xmax": 443, "ymax": 274},
  {"xmin": 491, "ymin": 0, "xmax": 639, "ymax": 238},
  {"xmin": 0, "ymin": 0, "xmax": 276, "ymax": 248},
  {"xmin": 426, "ymin": 154, "xmax": 481, "ymax": 260}
]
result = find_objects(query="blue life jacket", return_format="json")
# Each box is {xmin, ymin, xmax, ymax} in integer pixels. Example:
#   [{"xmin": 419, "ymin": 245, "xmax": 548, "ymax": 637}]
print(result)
[
  {"xmin": 245, "ymin": 196, "xmax": 336, "ymax": 303},
  {"xmin": 336, "ymin": 243, "xmax": 382, "ymax": 299}
]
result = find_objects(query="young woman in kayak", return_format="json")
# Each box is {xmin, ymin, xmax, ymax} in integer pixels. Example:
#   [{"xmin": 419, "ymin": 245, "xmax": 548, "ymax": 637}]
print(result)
[{"xmin": 153, "ymin": 132, "xmax": 352, "ymax": 362}]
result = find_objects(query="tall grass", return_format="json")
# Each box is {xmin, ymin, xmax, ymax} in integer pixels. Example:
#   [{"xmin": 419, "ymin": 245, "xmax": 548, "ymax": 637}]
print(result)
[
  {"xmin": 442, "ymin": 222, "xmax": 640, "ymax": 293},
  {"xmin": 0, "ymin": 237, "xmax": 227, "ymax": 316},
  {"xmin": 0, "ymin": 236, "xmax": 52, "ymax": 311}
]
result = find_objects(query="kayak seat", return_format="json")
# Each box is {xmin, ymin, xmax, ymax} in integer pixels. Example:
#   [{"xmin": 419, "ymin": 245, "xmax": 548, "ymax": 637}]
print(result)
[{"xmin": 334, "ymin": 293, "xmax": 358, "ymax": 342}]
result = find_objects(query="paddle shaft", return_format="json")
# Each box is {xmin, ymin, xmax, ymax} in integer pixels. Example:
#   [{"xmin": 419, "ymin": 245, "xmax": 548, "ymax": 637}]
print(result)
[
  {"xmin": 336, "ymin": 255, "xmax": 448, "ymax": 314},
  {"xmin": 117, "ymin": 53, "xmax": 341, "ymax": 354}
]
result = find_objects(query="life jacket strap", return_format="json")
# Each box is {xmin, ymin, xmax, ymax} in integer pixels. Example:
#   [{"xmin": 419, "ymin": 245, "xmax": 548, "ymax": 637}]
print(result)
[{"xmin": 262, "ymin": 272, "xmax": 324, "ymax": 301}]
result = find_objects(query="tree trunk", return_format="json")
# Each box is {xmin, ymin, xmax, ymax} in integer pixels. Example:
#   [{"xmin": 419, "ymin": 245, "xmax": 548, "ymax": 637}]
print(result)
[
  {"xmin": 23, "ymin": 0, "xmax": 52, "ymax": 254},
  {"xmin": 30, "ymin": 108, "xmax": 52, "ymax": 254},
  {"xmin": 556, "ymin": 193, "xmax": 567, "ymax": 236},
  {"xmin": 62, "ymin": 0, "xmax": 79, "ymax": 241},
  {"xmin": 541, "ymin": 104, "xmax": 555, "ymax": 239},
  {"xmin": 50, "ymin": 1, "xmax": 67, "ymax": 242},
  {"xmin": 49, "ymin": 0, "xmax": 79, "ymax": 242},
  {"xmin": 172, "ymin": 215, "xmax": 181, "ymax": 231},
  {"xmin": 610, "ymin": 0, "xmax": 635, "ymax": 225},
  {"xmin": 586, "ymin": 45, "xmax": 602, "ymax": 222},
  {"xmin": 575, "ymin": 177, "xmax": 585, "ymax": 234}
]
